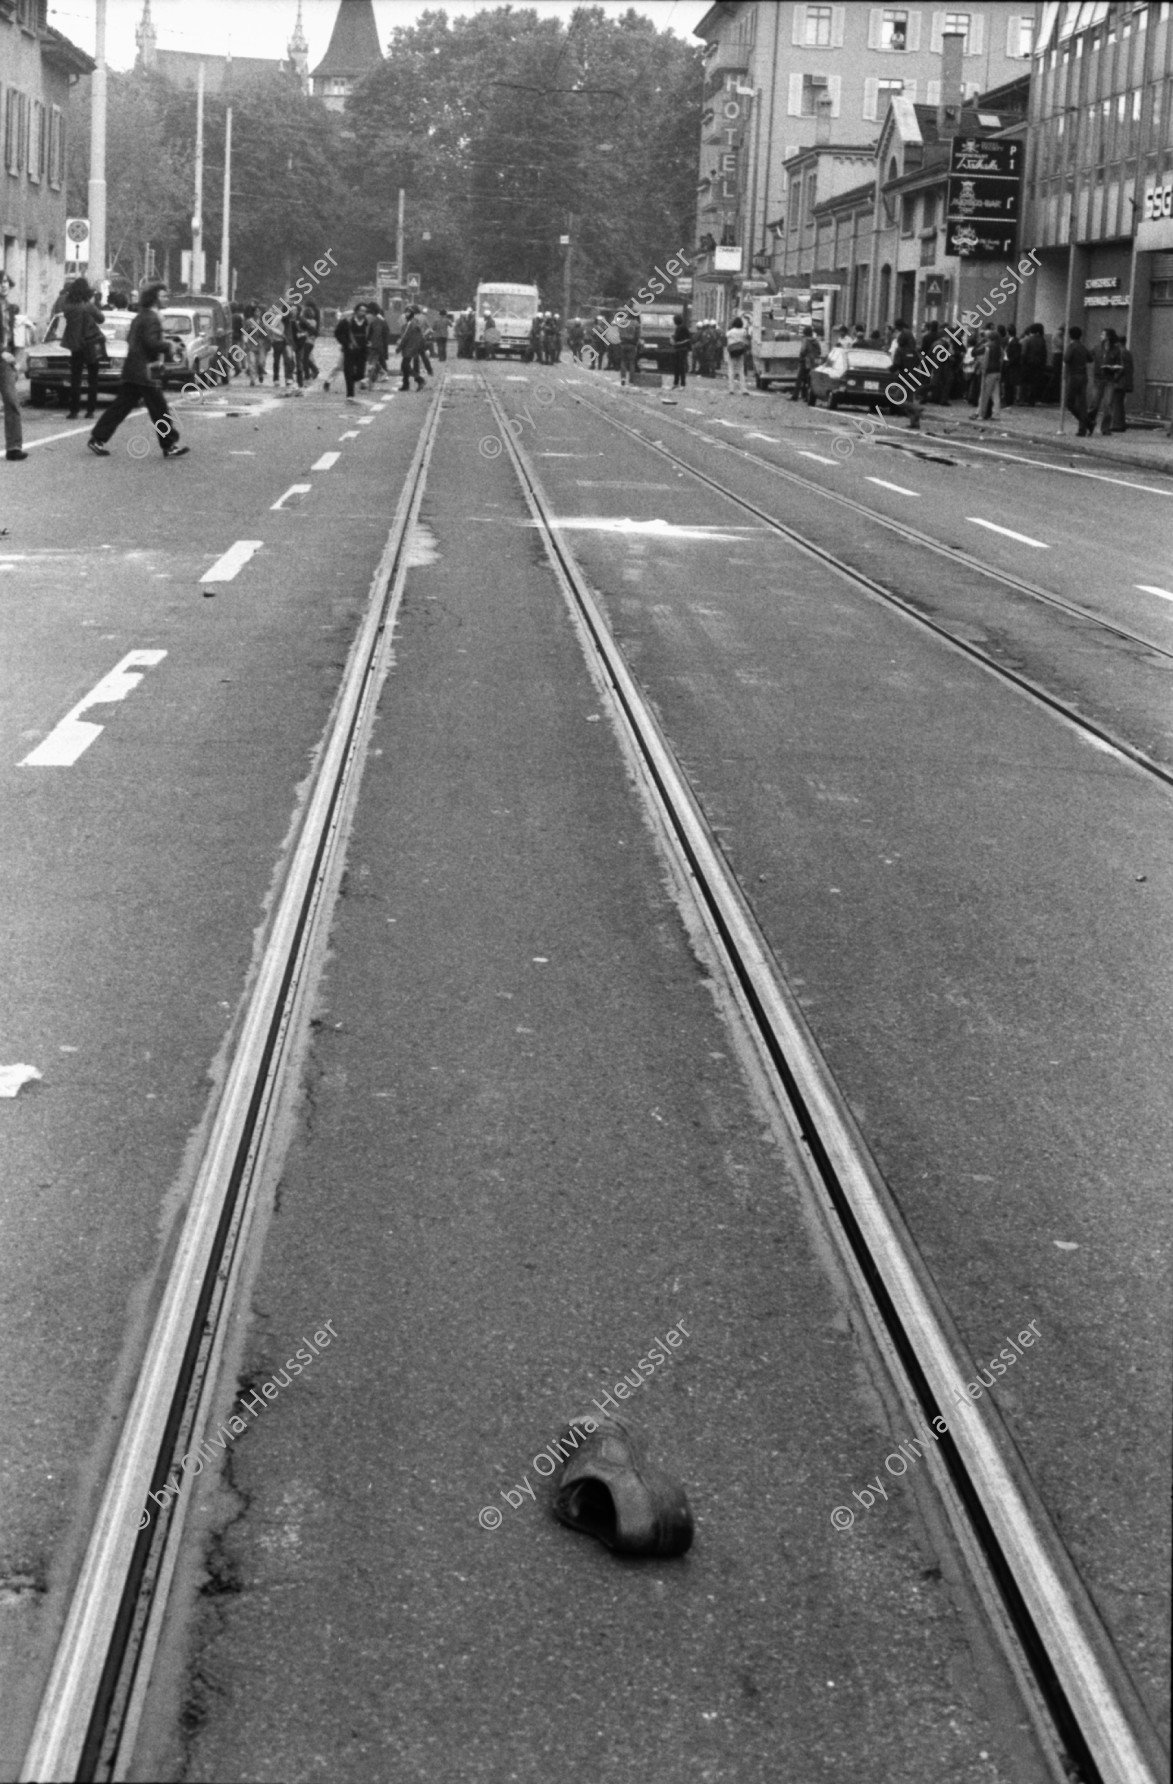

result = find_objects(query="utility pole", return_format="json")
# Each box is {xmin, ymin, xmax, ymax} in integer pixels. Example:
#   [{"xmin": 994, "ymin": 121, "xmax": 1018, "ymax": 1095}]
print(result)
[
  {"xmin": 397, "ymin": 188, "xmax": 405, "ymax": 281},
  {"xmin": 192, "ymin": 61, "xmax": 205, "ymax": 293},
  {"xmin": 220, "ymin": 106, "xmax": 232, "ymax": 300},
  {"xmin": 88, "ymin": 0, "xmax": 107, "ymax": 293},
  {"xmin": 562, "ymin": 215, "xmax": 573, "ymax": 320}
]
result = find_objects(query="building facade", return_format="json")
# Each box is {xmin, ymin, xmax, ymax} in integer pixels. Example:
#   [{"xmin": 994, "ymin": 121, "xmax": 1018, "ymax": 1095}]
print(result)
[
  {"xmin": 134, "ymin": 0, "xmax": 310, "ymax": 95},
  {"xmin": 693, "ymin": 1, "xmax": 1034, "ymax": 319},
  {"xmin": 1, "ymin": 0, "xmax": 93, "ymax": 324},
  {"xmin": 1021, "ymin": 1, "xmax": 1173, "ymax": 417}
]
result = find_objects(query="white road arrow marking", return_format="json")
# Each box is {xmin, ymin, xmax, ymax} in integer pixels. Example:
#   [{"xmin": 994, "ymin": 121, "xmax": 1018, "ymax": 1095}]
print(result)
[
  {"xmin": 20, "ymin": 650, "xmax": 167, "ymax": 767},
  {"xmin": 271, "ymin": 484, "xmax": 311, "ymax": 510},
  {"xmin": 201, "ymin": 540, "xmax": 263, "ymax": 583}
]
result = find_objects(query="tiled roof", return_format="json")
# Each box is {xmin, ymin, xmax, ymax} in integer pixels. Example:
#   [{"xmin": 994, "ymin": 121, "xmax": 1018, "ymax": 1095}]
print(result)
[{"xmin": 311, "ymin": 0, "xmax": 382, "ymax": 79}]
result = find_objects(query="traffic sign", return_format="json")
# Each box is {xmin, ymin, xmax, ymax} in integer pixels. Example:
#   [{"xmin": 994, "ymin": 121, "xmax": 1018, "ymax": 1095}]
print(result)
[{"xmin": 66, "ymin": 217, "xmax": 90, "ymax": 262}]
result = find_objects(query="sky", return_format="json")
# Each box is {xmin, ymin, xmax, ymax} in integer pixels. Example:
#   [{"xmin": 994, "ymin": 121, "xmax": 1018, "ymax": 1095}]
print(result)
[{"xmin": 47, "ymin": 0, "xmax": 713, "ymax": 71}]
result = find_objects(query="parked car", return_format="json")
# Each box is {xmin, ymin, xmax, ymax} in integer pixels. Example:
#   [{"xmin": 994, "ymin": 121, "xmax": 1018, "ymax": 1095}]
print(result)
[
  {"xmin": 158, "ymin": 300, "xmax": 231, "ymax": 385},
  {"xmin": 24, "ymin": 310, "xmax": 135, "ymax": 405},
  {"xmin": 808, "ymin": 346, "xmax": 896, "ymax": 410}
]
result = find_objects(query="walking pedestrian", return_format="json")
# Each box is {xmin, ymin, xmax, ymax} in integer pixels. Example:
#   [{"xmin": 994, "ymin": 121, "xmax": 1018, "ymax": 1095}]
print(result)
[
  {"xmin": 1088, "ymin": 327, "xmax": 1124, "ymax": 434},
  {"xmin": 543, "ymin": 312, "xmax": 562, "ymax": 365},
  {"xmin": 1, "ymin": 272, "xmax": 26, "ymax": 461},
  {"xmin": 334, "ymin": 303, "xmax": 370, "ymax": 401},
  {"xmin": 975, "ymin": 325, "xmax": 1003, "ymax": 420},
  {"xmin": 62, "ymin": 277, "xmax": 107, "ymax": 418},
  {"xmin": 434, "ymin": 311, "xmax": 450, "ymax": 362},
  {"xmin": 1002, "ymin": 325, "xmax": 1022, "ymax": 407},
  {"xmin": 86, "ymin": 281, "xmax": 188, "ymax": 458},
  {"xmin": 670, "ymin": 313, "xmax": 691, "ymax": 389},
  {"xmin": 1113, "ymin": 336, "xmax": 1134, "ymax": 432},
  {"xmin": 1020, "ymin": 322, "xmax": 1047, "ymax": 406},
  {"xmin": 396, "ymin": 307, "xmax": 428, "ymax": 392},
  {"xmin": 1063, "ymin": 325, "xmax": 1091, "ymax": 435},
  {"xmin": 365, "ymin": 304, "xmax": 391, "ymax": 385},
  {"xmin": 890, "ymin": 317, "xmax": 925, "ymax": 429},
  {"xmin": 724, "ymin": 313, "xmax": 749, "ymax": 393},
  {"xmin": 792, "ymin": 326, "xmax": 819, "ymax": 403},
  {"xmin": 267, "ymin": 304, "xmax": 291, "ymax": 390},
  {"xmin": 618, "ymin": 312, "xmax": 640, "ymax": 387}
]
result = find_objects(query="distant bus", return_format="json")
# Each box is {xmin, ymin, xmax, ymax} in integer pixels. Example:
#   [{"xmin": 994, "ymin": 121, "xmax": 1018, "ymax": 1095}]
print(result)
[{"xmin": 474, "ymin": 281, "xmax": 540, "ymax": 358}]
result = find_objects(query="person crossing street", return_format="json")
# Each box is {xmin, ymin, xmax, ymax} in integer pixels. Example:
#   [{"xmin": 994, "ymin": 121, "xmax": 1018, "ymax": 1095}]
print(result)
[{"xmin": 86, "ymin": 281, "xmax": 188, "ymax": 459}]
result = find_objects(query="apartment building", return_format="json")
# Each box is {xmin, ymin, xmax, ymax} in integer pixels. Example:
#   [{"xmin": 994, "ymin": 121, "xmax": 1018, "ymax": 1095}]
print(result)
[
  {"xmin": 1021, "ymin": 1, "xmax": 1173, "ymax": 417},
  {"xmin": 1, "ymin": 0, "xmax": 92, "ymax": 326},
  {"xmin": 693, "ymin": 1, "xmax": 1034, "ymax": 319}
]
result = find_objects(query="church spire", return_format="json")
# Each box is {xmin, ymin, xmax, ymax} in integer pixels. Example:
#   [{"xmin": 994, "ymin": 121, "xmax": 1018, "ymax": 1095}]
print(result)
[
  {"xmin": 288, "ymin": 0, "xmax": 309, "ymax": 89},
  {"xmin": 135, "ymin": 0, "xmax": 157, "ymax": 69}
]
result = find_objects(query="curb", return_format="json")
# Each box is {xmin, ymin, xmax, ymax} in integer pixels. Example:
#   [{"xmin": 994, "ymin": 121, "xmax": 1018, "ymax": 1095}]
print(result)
[{"xmin": 918, "ymin": 419, "xmax": 1173, "ymax": 478}]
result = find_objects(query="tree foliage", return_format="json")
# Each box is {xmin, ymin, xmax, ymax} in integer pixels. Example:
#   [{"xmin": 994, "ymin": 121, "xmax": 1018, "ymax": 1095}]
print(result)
[{"xmin": 69, "ymin": 7, "xmax": 701, "ymax": 311}]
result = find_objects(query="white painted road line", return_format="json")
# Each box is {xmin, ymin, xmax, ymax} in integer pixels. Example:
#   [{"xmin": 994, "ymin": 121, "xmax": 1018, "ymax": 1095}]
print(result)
[
  {"xmin": 746, "ymin": 432, "xmax": 781, "ymax": 442},
  {"xmin": 867, "ymin": 476, "xmax": 920, "ymax": 496},
  {"xmin": 1137, "ymin": 583, "xmax": 1173, "ymax": 602},
  {"xmin": 20, "ymin": 650, "xmax": 167, "ymax": 768},
  {"xmin": 338, "ymin": 431, "xmax": 359, "ymax": 440},
  {"xmin": 200, "ymin": 540, "xmax": 263, "ymax": 584},
  {"xmin": 968, "ymin": 517, "xmax": 1049, "ymax": 549},
  {"xmin": 311, "ymin": 451, "xmax": 341, "ymax": 470},
  {"xmin": 357, "ymin": 416, "xmax": 375, "ymax": 425},
  {"xmin": 271, "ymin": 483, "xmax": 312, "ymax": 510},
  {"xmin": 798, "ymin": 450, "xmax": 838, "ymax": 465}
]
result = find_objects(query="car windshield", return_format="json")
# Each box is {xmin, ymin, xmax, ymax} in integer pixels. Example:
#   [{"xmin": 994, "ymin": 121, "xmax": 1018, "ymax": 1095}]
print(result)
[
  {"xmin": 845, "ymin": 350, "xmax": 894, "ymax": 368},
  {"xmin": 479, "ymin": 293, "xmax": 536, "ymax": 321},
  {"xmin": 161, "ymin": 313, "xmax": 194, "ymax": 334}
]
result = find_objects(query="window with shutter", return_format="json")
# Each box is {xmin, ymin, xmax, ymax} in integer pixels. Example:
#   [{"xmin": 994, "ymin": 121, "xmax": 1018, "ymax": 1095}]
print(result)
[
  {"xmin": 967, "ymin": 12, "xmax": 983, "ymax": 55},
  {"xmin": 930, "ymin": 10, "xmax": 943, "ymax": 52},
  {"xmin": 828, "ymin": 74, "xmax": 842, "ymax": 116},
  {"xmin": 868, "ymin": 8, "xmax": 883, "ymax": 48},
  {"xmin": 907, "ymin": 11, "xmax": 922, "ymax": 49},
  {"xmin": 788, "ymin": 71, "xmax": 804, "ymax": 115},
  {"xmin": 863, "ymin": 76, "xmax": 880, "ymax": 120},
  {"xmin": 831, "ymin": 7, "xmax": 846, "ymax": 45},
  {"xmin": 792, "ymin": 7, "xmax": 805, "ymax": 46}
]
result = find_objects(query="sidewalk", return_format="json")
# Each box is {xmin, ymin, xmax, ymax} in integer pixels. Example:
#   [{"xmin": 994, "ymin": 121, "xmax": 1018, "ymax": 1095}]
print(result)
[{"xmin": 915, "ymin": 399, "xmax": 1173, "ymax": 476}]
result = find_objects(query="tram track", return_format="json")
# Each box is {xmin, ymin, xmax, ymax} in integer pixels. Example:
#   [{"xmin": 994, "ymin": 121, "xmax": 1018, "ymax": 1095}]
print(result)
[
  {"xmin": 562, "ymin": 382, "xmax": 1173, "ymax": 795},
  {"xmin": 478, "ymin": 371, "xmax": 1170, "ymax": 1784},
  {"xmin": 18, "ymin": 385, "xmax": 446, "ymax": 1784}
]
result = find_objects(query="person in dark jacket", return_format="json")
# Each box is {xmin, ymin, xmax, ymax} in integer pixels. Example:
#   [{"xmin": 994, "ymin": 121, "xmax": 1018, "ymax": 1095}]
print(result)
[
  {"xmin": 365, "ymin": 304, "xmax": 391, "ymax": 385},
  {"xmin": 334, "ymin": 304, "xmax": 370, "ymax": 401},
  {"xmin": 1020, "ymin": 323, "xmax": 1048, "ymax": 406},
  {"xmin": 396, "ymin": 308, "xmax": 428, "ymax": 391},
  {"xmin": 670, "ymin": 314, "xmax": 691, "ymax": 389},
  {"xmin": 1063, "ymin": 325, "xmax": 1091, "ymax": 436},
  {"xmin": 1, "ymin": 271, "xmax": 25, "ymax": 460},
  {"xmin": 62, "ymin": 278, "xmax": 107, "ymax": 418},
  {"xmin": 1088, "ymin": 327, "xmax": 1124, "ymax": 434},
  {"xmin": 1111, "ymin": 336, "xmax": 1134, "ymax": 433},
  {"xmin": 87, "ymin": 281, "xmax": 187, "ymax": 457},
  {"xmin": 1002, "ymin": 325, "xmax": 1022, "ymax": 407},
  {"xmin": 891, "ymin": 318, "xmax": 925, "ymax": 429}
]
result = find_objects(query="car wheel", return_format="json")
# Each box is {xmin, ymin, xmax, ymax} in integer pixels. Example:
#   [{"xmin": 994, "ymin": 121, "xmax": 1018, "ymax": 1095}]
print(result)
[
  {"xmin": 826, "ymin": 392, "xmax": 839, "ymax": 411},
  {"xmin": 755, "ymin": 375, "xmax": 766, "ymax": 390},
  {"xmin": 29, "ymin": 382, "xmax": 47, "ymax": 405}
]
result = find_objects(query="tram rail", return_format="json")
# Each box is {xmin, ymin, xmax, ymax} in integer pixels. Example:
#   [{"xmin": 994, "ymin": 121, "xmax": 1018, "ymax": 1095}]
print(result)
[
  {"xmin": 562, "ymin": 381, "xmax": 1173, "ymax": 793},
  {"xmin": 477, "ymin": 369, "xmax": 1170, "ymax": 1784},
  {"xmin": 18, "ymin": 384, "xmax": 446, "ymax": 1784}
]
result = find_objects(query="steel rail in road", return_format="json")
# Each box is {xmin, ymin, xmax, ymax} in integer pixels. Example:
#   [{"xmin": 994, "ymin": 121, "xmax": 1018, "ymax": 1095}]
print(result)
[
  {"xmin": 19, "ymin": 384, "xmax": 447, "ymax": 1784},
  {"xmin": 573, "ymin": 385, "xmax": 1173, "ymax": 665},
  {"xmin": 564, "ymin": 387, "xmax": 1173, "ymax": 797},
  {"xmin": 479, "ymin": 372, "xmax": 1170, "ymax": 1784}
]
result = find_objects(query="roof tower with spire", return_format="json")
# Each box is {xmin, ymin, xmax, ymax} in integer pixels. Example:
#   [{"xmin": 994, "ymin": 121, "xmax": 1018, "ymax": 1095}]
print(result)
[{"xmin": 310, "ymin": 0, "xmax": 383, "ymax": 111}]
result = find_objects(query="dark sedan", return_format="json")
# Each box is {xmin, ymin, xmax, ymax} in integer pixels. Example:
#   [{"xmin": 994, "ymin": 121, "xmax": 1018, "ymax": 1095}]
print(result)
[{"xmin": 808, "ymin": 347, "xmax": 897, "ymax": 411}]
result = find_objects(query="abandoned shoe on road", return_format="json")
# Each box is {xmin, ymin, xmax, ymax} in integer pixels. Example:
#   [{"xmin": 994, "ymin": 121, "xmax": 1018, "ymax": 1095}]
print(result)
[{"xmin": 552, "ymin": 1413, "xmax": 693, "ymax": 1558}]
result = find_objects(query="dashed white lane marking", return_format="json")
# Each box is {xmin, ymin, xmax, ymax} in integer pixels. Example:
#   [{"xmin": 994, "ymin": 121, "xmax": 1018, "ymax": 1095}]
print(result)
[
  {"xmin": 1137, "ymin": 584, "xmax": 1173, "ymax": 602},
  {"xmin": 968, "ymin": 517, "xmax": 1049, "ymax": 548},
  {"xmin": 20, "ymin": 650, "xmax": 167, "ymax": 767},
  {"xmin": 746, "ymin": 432, "xmax": 781, "ymax": 442},
  {"xmin": 798, "ymin": 450, "xmax": 837, "ymax": 465},
  {"xmin": 867, "ymin": 476, "xmax": 919, "ymax": 496},
  {"xmin": 271, "ymin": 483, "xmax": 311, "ymax": 510},
  {"xmin": 357, "ymin": 416, "xmax": 375, "ymax": 426},
  {"xmin": 201, "ymin": 540, "xmax": 263, "ymax": 584},
  {"xmin": 540, "ymin": 517, "xmax": 758, "ymax": 541},
  {"xmin": 311, "ymin": 451, "xmax": 340, "ymax": 470},
  {"xmin": 338, "ymin": 431, "xmax": 359, "ymax": 440}
]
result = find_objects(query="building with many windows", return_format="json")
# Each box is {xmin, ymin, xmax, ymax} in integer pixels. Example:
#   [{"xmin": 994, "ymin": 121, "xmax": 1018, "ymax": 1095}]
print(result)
[
  {"xmin": 693, "ymin": 1, "xmax": 1034, "ymax": 319},
  {"xmin": 1020, "ymin": 1, "xmax": 1173, "ymax": 417},
  {"xmin": 133, "ymin": 0, "xmax": 310, "ymax": 95},
  {"xmin": 1, "ymin": 0, "xmax": 93, "ymax": 325}
]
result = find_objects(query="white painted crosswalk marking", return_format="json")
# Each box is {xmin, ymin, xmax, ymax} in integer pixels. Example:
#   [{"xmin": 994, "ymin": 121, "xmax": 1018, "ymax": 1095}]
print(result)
[
  {"xmin": 968, "ymin": 517, "xmax": 1048, "ymax": 548},
  {"xmin": 20, "ymin": 651, "xmax": 167, "ymax": 768},
  {"xmin": 201, "ymin": 540, "xmax": 263, "ymax": 583}
]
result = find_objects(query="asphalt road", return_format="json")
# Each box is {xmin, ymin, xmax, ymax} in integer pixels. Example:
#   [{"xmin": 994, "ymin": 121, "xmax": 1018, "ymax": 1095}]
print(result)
[{"xmin": 3, "ymin": 362, "xmax": 1169, "ymax": 1781}]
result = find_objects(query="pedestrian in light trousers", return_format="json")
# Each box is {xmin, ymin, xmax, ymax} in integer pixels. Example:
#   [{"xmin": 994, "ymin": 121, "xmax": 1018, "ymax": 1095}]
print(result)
[{"xmin": 1, "ymin": 273, "xmax": 27, "ymax": 460}]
